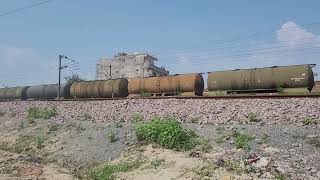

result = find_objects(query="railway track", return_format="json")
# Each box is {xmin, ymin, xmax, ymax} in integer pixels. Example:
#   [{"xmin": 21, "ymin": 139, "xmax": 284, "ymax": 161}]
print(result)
[
  {"xmin": 1, "ymin": 94, "xmax": 319, "ymax": 102},
  {"xmin": 3, "ymin": 94, "xmax": 316, "ymax": 102}
]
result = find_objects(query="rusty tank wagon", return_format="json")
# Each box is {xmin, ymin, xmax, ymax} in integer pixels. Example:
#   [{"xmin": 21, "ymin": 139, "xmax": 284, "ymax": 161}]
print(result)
[
  {"xmin": 207, "ymin": 64, "xmax": 315, "ymax": 93},
  {"xmin": 70, "ymin": 79, "xmax": 129, "ymax": 98},
  {"xmin": 128, "ymin": 73, "xmax": 204, "ymax": 96}
]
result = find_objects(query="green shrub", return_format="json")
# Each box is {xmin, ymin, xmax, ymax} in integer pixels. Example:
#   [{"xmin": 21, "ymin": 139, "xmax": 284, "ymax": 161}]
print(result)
[
  {"xmin": 247, "ymin": 112, "xmax": 259, "ymax": 122},
  {"xmin": 303, "ymin": 117, "xmax": 317, "ymax": 125},
  {"xmin": 0, "ymin": 110, "xmax": 5, "ymax": 117},
  {"xmin": 134, "ymin": 117, "xmax": 197, "ymax": 151},
  {"xmin": 132, "ymin": 113, "xmax": 144, "ymax": 123},
  {"xmin": 91, "ymin": 160, "xmax": 142, "ymax": 180},
  {"xmin": 232, "ymin": 131, "xmax": 254, "ymax": 149},
  {"xmin": 27, "ymin": 107, "xmax": 57, "ymax": 120},
  {"xmin": 140, "ymin": 90, "xmax": 151, "ymax": 97},
  {"xmin": 107, "ymin": 131, "xmax": 118, "ymax": 143}
]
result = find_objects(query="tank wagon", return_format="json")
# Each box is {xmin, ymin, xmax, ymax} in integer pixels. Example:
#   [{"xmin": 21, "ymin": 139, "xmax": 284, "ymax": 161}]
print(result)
[
  {"xmin": 70, "ymin": 79, "xmax": 128, "ymax": 98},
  {"xmin": 26, "ymin": 84, "xmax": 71, "ymax": 99},
  {"xmin": 128, "ymin": 73, "xmax": 204, "ymax": 96},
  {"xmin": 0, "ymin": 86, "xmax": 29, "ymax": 100},
  {"xmin": 207, "ymin": 64, "xmax": 315, "ymax": 93}
]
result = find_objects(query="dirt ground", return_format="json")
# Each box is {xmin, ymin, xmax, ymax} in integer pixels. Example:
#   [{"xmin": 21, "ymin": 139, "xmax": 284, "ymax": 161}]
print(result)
[{"xmin": 0, "ymin": 114, "xmax": 319, "ymax": 180}]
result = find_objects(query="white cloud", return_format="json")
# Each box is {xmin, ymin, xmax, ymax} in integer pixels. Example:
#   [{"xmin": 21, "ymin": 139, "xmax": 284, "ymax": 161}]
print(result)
[
  {"xmin": 249, "ymin": 21, "xmax": 320, "ymax": 79},
  {"xmin": 277, "ymin": 21, "xmax": 320, "ymax": 47}
]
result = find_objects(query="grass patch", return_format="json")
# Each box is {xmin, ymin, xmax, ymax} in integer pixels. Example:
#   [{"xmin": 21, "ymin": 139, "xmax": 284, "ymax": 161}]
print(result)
[
  {"xmin": 27, "ymin": 107, "xmax": 57, "ymax": 120},
  {"xmin": 247, "ymin": 112, "xmax": 259, "ymax": 122},
  {"xmin": 150, "ymin": 158, "xmax": 165, "ymax": 169},
  {"xmin": 132, "ymin": 113, "xmax": 144, "ymax": 123},
  {"xmin": 303, "ymin": 117, "xmax": 317, "ymax": 125},
  {"xmin": 215, "ymin": 134, "xmax": 229, "ymax": 144},
  {"xmin": 308, "ymin": 138, "xmax": 320, "ymax": 147},
  {"xmin": 257, "ymin": 133, "xmax": 270, "ymax": 144},
  {"xmin": 0, "ymin": 134, "xmax": 47, "ymax": 154},
  {"xmin": 81, "ymin": 113, "xmax": 93, "ymax": 121},
  {"xmin": 193, "ymin": 162, "xmax": 217, "ymax": 178},
  {"xmin": 107, "ymin": 131, "xmax": 118, "ymax": 143},
  {"xmin": 48, "ymin": 123, "xmax": 60, "ymax": 133},
  {"xmin": 232, "ymin": 131, "xmax": 254, "ymax": 149},
  {"xmin": 195, "ymin": 139, "xmax": 212, "ymax": 153},
  {"xmin": 275, "ymin": 174, "xmax": 287, "ymax": 180},
  {"xmin": 140, "ymin": 90, "xmax": 151, "ymax": 97},
  {"xmin": 190, "ymin": 117, "xmax": 199, "ymax": 124},
  {"xmin": 0, "ymin": 110, "xmax": 5, "ymax": 117},
  {"xmin": 134, "ymin": 117, "xmax": 197, "ymax": 151},
  {"xmin": 115, "ymin": 121, "xmax": 123, "ymax": 128},
  {"xmin": 91, "ymin": 160, "xmax": 143, "ymax": 180}
]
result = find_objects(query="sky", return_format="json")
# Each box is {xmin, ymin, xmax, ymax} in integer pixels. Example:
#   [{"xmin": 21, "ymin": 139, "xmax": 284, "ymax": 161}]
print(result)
[{"xmin": 0, "ymin": 0, "xmax": 320, "ymax": 87}]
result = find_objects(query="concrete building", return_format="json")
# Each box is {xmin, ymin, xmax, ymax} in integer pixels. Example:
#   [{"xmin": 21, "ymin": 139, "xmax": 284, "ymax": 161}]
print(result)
[{"xmin": 96, "ymin": 53, "xmax": 169, "ymax": 80}]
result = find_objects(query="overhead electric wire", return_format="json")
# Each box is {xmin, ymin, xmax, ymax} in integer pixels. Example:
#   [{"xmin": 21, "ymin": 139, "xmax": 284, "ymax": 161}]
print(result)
[
  {"xmin": 153, "ymin": 22, "xmax": 320, "ymax": 55},
  {"xmin": 166, "ymin": 47, "xmax": 320, "ymax": 65},
  {"xmin": 158, "ymin": 36, "xmax": 320, "ymax": 57},
  {"xmin": 0, "ymin": 0, "xmax": 53, "ymax": 17}
]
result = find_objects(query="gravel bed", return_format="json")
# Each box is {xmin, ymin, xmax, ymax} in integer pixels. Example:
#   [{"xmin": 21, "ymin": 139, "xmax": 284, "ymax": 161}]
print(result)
[{"xmin": 0, "ymin": 98, "xmax": 319, "ymax": 125}]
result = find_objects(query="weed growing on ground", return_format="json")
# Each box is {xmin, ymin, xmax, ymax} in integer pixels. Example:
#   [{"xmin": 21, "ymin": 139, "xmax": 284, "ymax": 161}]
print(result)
[
  {"xmin": 193, "ymin": 162, "xmax": 217, "ymax": 178},
  {"xmin": 247, "ymin": 112, "xmax": 259, "ymax": 122},
  {"xmin": 48, "ymin": 123, "xmax": 60, "ymax": 133},
  {"xmin": 308, "ymin": 138, "xmax": 320, "ymax": 147},
  {"xmin": 232, "ymin": 131, "xmax": 254, "ymax": 149},
  {"xmin": 91, "ymin": 160, "xmax": 143, "ymax": 180},
  {"xmin": 275, "ymin": 174, "xmax": 287, "ymax": 180},
  {"xmin": 190, "ymin": 117, "xmax": 199, "ymax": 124},
  {"xmin": 35, "ymin": 135, "xmax": 45, "ymax": 149},
  {"xmin": 82, "ymin": 113, "xmax": 93, "ymax": 121},
  {"xmin": 260, "ymin": 133, "xmax": 270, "ymax": 144},
  {"xmin": 195, "ymin": 139, "xmax": 212, "ymax": 153},
  {"xmin": 107, "ymin": 131, "xmax": 118, "ymax": 143},
  {"xmin": 215, "ymin": 134, "xmax": 229, "ymax": 144},
  {"xmin": 115, "ymin": 121, "xmax": 123, "ymax": 128},
  {"xmin": 27, "ymin": 107, "xmax": 57, "ymax": 120},
  {"xmin": 150, "ymin": 158, "xmax": 165, "ymax": 169},
  {"xmin": 224, "ymin": 159, "xmax": 247, "ymax": 174},
  {"xmin": 140, "ymin": 90, "xmax": 151, "ymax": 97},
  {"xmin": 303, "ymin": 117, "xmax": 317, "ymax": 125},
  {"xmin": 0, "ymin": 110, "xmax": 5, "ymax": 117},
  {"xmin": 132, "ymin": 113, "xmax": 144, "ymax": 123},
  {"xmin": 134, "ymin": 117, "xmax": 197, "ymax": 151}
]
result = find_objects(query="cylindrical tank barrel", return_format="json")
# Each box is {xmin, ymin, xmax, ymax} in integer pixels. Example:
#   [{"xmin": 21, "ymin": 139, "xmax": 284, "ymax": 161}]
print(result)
[
  {"xmin": 2, "ymin": 87, "xmax": 29, "ymax": 100},
  {"xmin": 128, "ymin": 73, "xmax": 204, "ymax": 96},
  {"xmin": 44, "ymin": 84, "xmax": 71, "ymax": 99},
  {"xmin": 0, "ymin": 88, "xmax": 8, "ymax": 100},
  {"xmin": 70, "ymin": 79, "xmax": 129, "ymax": 98},
  {"xmin": 26, "ymin": 85, "xmax": 48, "ymax": 99},
  {"xmin": 207, "ymin": 64, "xmax": 315, "ymax": 92}
]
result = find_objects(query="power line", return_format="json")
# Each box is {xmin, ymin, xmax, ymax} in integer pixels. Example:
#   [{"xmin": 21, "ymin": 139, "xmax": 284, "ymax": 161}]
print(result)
[
  {"xmin": 152, "ymin": 22, "xmax": 320, "ymax": 55},
  {"xmin": 0, "ymin": 0, "xmax": 53, "ymax": 17}
]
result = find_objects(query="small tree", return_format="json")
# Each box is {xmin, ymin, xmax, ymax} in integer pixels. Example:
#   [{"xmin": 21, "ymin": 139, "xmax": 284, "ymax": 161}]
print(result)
[{"xmin": 64, "ymin": 73, "xmax": 84, "ymax": 84}]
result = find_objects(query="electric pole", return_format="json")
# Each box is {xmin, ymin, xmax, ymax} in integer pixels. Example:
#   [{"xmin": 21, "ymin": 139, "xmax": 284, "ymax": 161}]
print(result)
[
  {"xmin": 109, "ymin": 65, "xmax": 112, "ymax": 79},
  {"xmin": 58, "ymin": 55, "xmax": 75, "ymax": 99},
  {"xmin": 58, "ymin": 55, "xmax": 63, "ymax": 99}
]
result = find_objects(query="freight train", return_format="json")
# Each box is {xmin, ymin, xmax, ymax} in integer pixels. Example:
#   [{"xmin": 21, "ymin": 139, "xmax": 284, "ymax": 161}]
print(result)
[{"xmin": 0, "ymin": 64, "xmax": 316, "ymax": 100}]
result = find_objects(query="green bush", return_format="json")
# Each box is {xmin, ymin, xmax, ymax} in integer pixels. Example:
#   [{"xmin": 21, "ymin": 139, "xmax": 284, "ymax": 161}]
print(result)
[
  {"xmin": 27, "ymin": 107, "xmax": 57, "ymax": 120},
  {"xmin": 232, "ymin": 131, "xmax": 254, "ymax": 149},
  {"xmin": 91, "ymin": 160, "xmax": 142, "ymax": 180},
  {"xmin": 0, "ymin": 110, "xmax": 5, "ymax": 117},
  {"xmin": 247, "ymin": 112, "xmax": 259, "ymax": 122},
  {"xmin": 303, "ymin": 117, "xmax": 317, "ymax": 125},
  {"xmin": 134, "ymin": 117, "xmax": 197, "ymax": 151}
]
